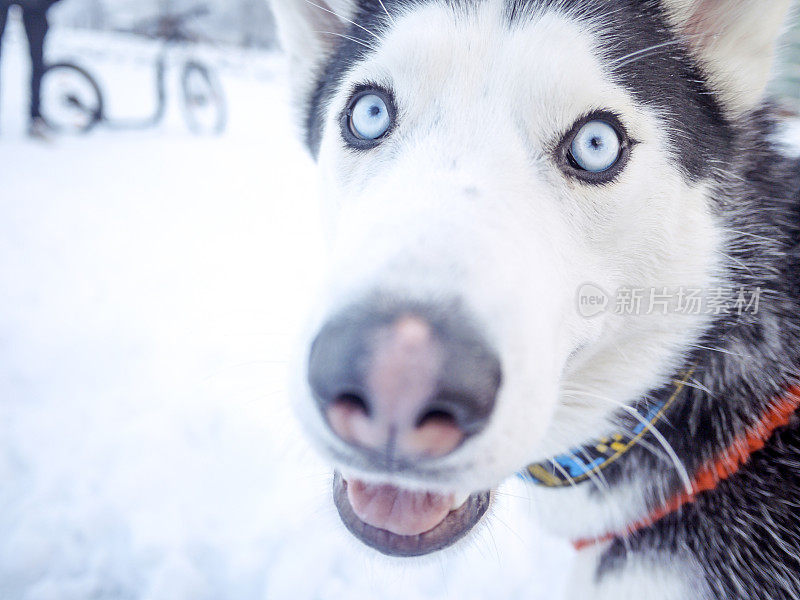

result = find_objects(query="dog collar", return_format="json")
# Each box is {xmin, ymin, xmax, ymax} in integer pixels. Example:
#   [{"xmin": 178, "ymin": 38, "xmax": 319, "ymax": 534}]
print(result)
[
  {"xmin": 571, "ymin": 385, "xmax": 800, "ymax": 550},
  {"xmin": 522, "ymin": 378, "xmax": 800, "ymax": 551},
  {"xmin": 523, "ymin": 369, "xmax": 694, "ymax": 488}
]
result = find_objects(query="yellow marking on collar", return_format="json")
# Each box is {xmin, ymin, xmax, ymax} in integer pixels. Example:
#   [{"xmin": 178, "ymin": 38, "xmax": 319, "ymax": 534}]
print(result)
[{"xmin": 525, "ymin": 368, "xmax": 696, "ymax": 487}]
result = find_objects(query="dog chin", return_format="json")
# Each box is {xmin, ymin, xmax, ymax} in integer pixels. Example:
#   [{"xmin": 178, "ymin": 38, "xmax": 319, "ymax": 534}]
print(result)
[{"xmin": 332, "ymin": 471, "xmax": 492, "ymax": 557}]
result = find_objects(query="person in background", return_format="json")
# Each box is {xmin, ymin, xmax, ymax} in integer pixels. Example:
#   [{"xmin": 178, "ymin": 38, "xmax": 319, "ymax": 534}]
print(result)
[{"xmin": 0, "ymin": 0, "xmax": 63, "ymax": 138}]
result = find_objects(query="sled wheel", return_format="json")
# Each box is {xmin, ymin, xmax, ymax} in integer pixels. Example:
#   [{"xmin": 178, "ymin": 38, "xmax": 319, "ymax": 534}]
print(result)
[
  {"xmin": 180, "ymin": 61, "xmax": 227, "ymax": 135},
  {"xmin": 40, "ymin": 62, "xmax": 104, "ymax": 134}
]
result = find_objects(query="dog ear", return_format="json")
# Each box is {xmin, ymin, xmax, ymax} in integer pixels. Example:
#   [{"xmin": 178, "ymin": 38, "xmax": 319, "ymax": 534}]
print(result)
[
  {"xmin": 271, "ymin": 0, "xmax": 360, "ymax": 116},
  {"xmin": 661, "ymin": 0, "xmax": 792, "ymax": 114}
]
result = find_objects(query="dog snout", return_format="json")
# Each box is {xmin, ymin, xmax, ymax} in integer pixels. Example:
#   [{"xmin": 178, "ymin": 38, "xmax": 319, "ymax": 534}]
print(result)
[{"xmin": 307, "ymin": 301, "xmax": 502, "ymax": 461}]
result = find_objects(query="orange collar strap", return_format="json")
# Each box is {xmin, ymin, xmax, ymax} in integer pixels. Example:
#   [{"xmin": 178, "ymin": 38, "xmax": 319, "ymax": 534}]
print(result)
[{"xmin": 573, "ymin": 385, "xmax": 800, "ymax": 551}]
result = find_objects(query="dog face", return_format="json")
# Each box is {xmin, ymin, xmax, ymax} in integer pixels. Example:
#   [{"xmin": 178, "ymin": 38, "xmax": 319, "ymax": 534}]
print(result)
[{"xmin": 273, "ymin": 0, "xmax": 789, "ymax": 556}]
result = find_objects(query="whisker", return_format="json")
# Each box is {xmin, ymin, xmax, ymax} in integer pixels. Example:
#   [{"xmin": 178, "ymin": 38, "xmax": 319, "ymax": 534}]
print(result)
[
  {"xmin": 685, "ymin": 343, "xmax": 752, "ymax": 359},
  {"xmin": 303, "ymin": 0, "xmax": 382, "ymax": 40},
  {"xmin": 681, "ymin": 378, "xmax": 716, "ymax": 396},
  {"xmin": 562, "ymin": 388, "xmax": 693, "ymax": 494},
  {"xmin": 490, "ymin": 512, "xmax": 526, "ymax": 547},
  {"xmin": 725, "ymin": 228, "xmax": 787, "ymax": 245},
  {"xmin": 565, "ymin": 448, "xmax": 633, "ymax": 554},
  {"xmin": 716, "ymin": 250, "xmax": 755, "ymax": 275},
  {"xmin": 316, "ymin": 30, "xmax": 374, "ymax": 49},
  {"xmin": 608, "ymin": 40, "xmax": 683, "ymax": 70},
  {"xmin": 375, "ymin": 0, "xmax": 395, "ymax": 25},
  {"xmin": 549, "ymin": 458, "xmax": 579, "ymax": 490}
]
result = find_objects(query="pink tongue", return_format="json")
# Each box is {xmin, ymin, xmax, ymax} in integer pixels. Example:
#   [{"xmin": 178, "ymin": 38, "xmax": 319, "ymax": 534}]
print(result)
[{"xmin": 346, "ymin": 479, "xmax": 454, "ymax": 536}]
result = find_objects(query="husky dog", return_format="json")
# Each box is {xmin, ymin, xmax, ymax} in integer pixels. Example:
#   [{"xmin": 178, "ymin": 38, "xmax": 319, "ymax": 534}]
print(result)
[{"xmin": 272, "ymin": 0, "xmax": 800, "ymax": 597}]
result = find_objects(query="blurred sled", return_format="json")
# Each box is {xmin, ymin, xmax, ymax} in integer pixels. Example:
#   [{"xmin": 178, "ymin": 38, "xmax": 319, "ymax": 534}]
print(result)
[{"xmin": 39, "ymin": 5, "xmax": 227, "ymax": 136}]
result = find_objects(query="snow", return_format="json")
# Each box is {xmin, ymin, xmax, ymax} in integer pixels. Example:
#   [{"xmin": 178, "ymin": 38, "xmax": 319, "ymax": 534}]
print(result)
[{"xmin": 1, "ymin": 24, "xmax": 572, "ymax": 600}]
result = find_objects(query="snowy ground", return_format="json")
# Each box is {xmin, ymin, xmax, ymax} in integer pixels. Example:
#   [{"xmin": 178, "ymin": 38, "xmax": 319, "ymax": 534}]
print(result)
[{"xmin": 0, "ymin": 23, "xmax": 571, "ymax": 600}]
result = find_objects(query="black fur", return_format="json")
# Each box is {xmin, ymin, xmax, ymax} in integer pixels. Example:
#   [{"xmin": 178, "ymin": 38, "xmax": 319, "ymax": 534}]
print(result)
[
  {"xmin": 596, "ymin": 106, "xmax": 800, "ymax": 599},
  {"xmin": 302, "ymin": 1, "xmax": 800, "ymax": 597}
]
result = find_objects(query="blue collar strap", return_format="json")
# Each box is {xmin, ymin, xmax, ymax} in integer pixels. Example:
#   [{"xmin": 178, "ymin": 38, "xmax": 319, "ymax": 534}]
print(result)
[{"xmin": 523, "ymin": 369, "xmax": 693, "ymax": 487}]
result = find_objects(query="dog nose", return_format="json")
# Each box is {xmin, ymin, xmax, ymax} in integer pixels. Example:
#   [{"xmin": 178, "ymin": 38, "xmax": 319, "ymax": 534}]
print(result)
[{"xmin": 307, "ymin": 302, "xmax": 502, "ymax": 460}]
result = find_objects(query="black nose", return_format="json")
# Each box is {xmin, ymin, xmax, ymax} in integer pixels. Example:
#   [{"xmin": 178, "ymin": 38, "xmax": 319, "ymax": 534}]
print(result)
[{"xmin": 307, "ymin": 299, "xmax": 502, "ymax": 460}]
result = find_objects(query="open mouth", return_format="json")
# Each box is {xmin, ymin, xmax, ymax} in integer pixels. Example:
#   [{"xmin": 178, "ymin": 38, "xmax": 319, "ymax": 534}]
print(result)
[{"xmin": 332, "ymin": 471, "xmax": 491, "ymax": 557}]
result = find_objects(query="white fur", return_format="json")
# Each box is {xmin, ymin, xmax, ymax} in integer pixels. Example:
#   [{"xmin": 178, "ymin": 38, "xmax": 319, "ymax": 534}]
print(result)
[{"xmin": 566, "ymin": 543, "xmax": 712, "ymax": 600}]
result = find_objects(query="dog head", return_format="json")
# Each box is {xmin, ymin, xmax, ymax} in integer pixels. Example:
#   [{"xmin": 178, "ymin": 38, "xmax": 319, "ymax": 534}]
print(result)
[{"xmin": 272, "ymin": 0, "xmax": 790, "ymax": 556}]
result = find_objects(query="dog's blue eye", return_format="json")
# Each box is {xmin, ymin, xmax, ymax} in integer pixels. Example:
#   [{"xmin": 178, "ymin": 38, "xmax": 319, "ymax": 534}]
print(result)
[
  {"xmin": 569, "ymin": 120, "xmax": 621, "ymax": 173},
  {"xmin": 349, "ymin": 93, "xmax": 391, "ymax": 140}
]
